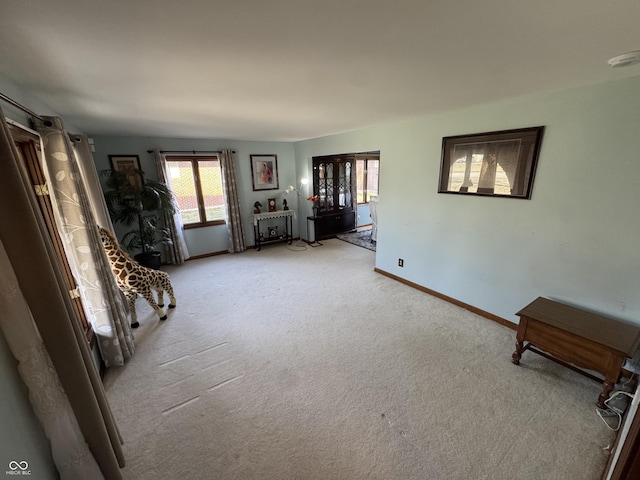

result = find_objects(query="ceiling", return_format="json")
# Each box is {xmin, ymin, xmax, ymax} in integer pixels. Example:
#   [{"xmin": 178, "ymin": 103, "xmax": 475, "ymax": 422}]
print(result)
[{"xmin": 1, "ymin": 0, "xmax": 639, "ymax": 142}]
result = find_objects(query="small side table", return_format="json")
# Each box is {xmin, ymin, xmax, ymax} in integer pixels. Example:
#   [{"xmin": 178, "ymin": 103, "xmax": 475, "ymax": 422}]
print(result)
[
  {"xmin": 253, "ymin": 210, "xmax": 294, "ymax": 251},
  {"xmin": 512, "ymin": 297, "xmax": 640, "ymax": 408}
]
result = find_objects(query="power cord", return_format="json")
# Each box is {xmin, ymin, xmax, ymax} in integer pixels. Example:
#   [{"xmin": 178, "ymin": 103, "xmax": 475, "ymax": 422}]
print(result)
[
  {"xmin": 596, "ymin": 390, "xmax": 636, "ymax": 431},
  {"xmin": 285, "ymin": 241, "xmax": 308, "ymax": 251},
  {"xmin": 286, "ymin": 245, "xmax": 308, "ymax": 251}
]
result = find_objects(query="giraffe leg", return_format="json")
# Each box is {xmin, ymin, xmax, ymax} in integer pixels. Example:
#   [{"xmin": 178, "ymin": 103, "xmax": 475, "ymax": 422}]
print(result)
[
  {"xmin": 165, "ymin": 279, "xmax": 176, "ymax": 308},
  {"xmin": 124, "ymin": 290, "xmax": 140, "ymax": 328},
  {"xmin": 138, "ymin": 285, "xmax": 167, "ymax": 321},
  {"xmin": 155, "ymin": 288, "xmax": 164, "ymax": 308}
]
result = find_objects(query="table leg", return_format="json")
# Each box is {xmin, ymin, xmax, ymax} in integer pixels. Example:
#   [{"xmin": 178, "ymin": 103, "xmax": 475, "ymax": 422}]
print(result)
[
  {"xmin": 597, "ymin": 381, "xmax": 616, "ymax": 409},
  {"xmin": 598, "ymin": 359, "xmax": 623, "ymax": 408},
  {"xmin": 512, "ymin": 340, "xmax": 524, "ymax": 365},
  {"xmin": 254, "ymin": 224, "xmax": 261, "ymax": 251},
  {"xmin": 512, "ymin": 320, "xmax": 527, "ymax": 365}
]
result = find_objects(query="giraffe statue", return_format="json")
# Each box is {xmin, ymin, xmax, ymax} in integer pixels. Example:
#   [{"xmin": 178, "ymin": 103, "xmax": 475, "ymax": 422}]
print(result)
[{"xmin": 98, "ymin": 227, "xmax": 176, "ymax": 328}]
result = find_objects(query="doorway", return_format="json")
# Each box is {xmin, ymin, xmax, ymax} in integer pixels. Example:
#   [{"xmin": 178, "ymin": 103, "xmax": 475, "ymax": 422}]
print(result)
[{"xmin": 354, "ymin": 151, "xmax": 380, "ymax": 229}]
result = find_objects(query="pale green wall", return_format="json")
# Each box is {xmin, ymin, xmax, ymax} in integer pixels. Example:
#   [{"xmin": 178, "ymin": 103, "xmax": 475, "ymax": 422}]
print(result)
[
  {"xmin": 295, "ymin": 75, "xmax": 640, "ymax": 325},
  {"xmin": 92, "ymin": 136, "xmax": 297, "ymax": 256}
]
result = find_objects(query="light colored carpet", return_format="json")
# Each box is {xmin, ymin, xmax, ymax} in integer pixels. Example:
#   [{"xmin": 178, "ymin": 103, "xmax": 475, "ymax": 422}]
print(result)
[{"xmin": 104, "ymin": 239, "xmax": 614, "ymax": 480}]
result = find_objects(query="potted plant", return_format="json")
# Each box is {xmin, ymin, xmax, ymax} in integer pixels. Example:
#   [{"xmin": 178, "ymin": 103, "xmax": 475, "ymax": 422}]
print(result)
[{"xmin": 101, "ymin": 168, "xmax": 176, "ymax": 269}]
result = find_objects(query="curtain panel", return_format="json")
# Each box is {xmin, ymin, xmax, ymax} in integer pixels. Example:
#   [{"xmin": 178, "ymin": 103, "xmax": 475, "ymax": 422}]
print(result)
[
  {"xmin": 153, "ymin": 149, "xmax": 189, "ymax": 264},
  {"xmin": 70, "ymin": 134, "xmax": 115, "ymax": 231},
  {"xmin": 219, "ymin": 149, "xmax": 246, "ymax": 252},
  {"xmin": 0, "ymin": 108, "xmax": 124, "ymax": 479},
  {"xmin": 33, "ymin": 117, "xmax": 134, "ymax": 367}
]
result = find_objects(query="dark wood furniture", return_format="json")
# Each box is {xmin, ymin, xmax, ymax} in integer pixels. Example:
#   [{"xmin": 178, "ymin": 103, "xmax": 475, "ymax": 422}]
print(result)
[
  {"xmin": 512, "ymin": 297, "xmax": 640, "ymax": 408},
  {"xmin": 311, "ymin": 154, "xmax": 356, "ymax": 239}
]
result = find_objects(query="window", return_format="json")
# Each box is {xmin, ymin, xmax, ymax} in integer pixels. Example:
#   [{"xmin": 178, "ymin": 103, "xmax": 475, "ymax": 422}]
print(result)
[
  {"xmin": 356, "ymin": 154, "xmax": 380, "ymax": 204},
  {"xmin": 166, "ymin": 156, "xmax": 226, "ymax": 228}
]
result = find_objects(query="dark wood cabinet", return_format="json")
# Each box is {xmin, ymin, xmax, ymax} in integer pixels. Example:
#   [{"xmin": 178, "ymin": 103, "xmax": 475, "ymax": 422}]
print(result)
[
  {"xmin": 313, "ymin": 212, "xmax": 355, "ymax": 239},
  {"xmin": 311, "ymin": 154, "xmax": 356, "ymax": 239}
]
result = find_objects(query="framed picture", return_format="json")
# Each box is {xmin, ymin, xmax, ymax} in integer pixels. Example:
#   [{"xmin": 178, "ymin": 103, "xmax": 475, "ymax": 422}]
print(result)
[
  {"xmin": 250, "ymin": 154, "xmax": 279, "ymax": 191},
  {"xmin": 438, "ymin": 126, "xmax": 544, "ymax": 199},
  {"xmin": 109, "ymin": 155, "xmax": 143, "ymax": 190}
]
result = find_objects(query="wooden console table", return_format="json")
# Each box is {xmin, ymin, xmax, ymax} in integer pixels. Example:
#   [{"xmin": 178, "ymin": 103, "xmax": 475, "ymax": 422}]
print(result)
[{"xmin": 512, "ymin": 297, "xmax": 640, "ymax": 408}]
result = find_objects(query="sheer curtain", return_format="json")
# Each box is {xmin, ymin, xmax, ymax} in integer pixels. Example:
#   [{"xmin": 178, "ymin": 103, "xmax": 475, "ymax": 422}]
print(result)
[
  {"xmin": 0, "ymin": 107, "xmax": 124, "ymax": 479},
  {"xmin": 153, "ymin": 148, "xmax": 189, "ymax": 264},
  {"xmin": 219, "ymin": 149, "xmax": 246, "ymax": 252},
  {"xmin": 70, "ymin": 134, "xmax": 115, "ymax": 231},
  {"xmin": 33, "ymin": 116, "xmax": 134, "ymax": 367}
]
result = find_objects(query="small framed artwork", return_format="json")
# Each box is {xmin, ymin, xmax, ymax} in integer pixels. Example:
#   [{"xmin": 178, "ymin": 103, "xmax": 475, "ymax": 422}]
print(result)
[
  {"xmin": 109, "ymin": 155, "xmax": 143, "ymax": 190},
  {"xmin": 438, "ymin": 126, "xmax": 544, "ymax": 199},
  {"xmin": 267, "ymin": 198, "xmax": 277, "ymax": 212},
  {"xmin": 251, "ymin": 154, "xmax": 279, "ymax": 191}
]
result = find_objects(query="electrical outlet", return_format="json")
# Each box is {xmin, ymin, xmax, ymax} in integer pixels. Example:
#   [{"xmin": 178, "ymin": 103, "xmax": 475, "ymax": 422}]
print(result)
[{"xmin": 398, "ymin": 258, "xmax": 404, "ymax": 267}]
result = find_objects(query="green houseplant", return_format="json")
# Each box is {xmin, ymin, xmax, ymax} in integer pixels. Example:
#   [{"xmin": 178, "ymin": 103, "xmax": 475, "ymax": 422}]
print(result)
[{"xmin": 102, "ymin": 168, "xmax": 177, "ymax": 269}]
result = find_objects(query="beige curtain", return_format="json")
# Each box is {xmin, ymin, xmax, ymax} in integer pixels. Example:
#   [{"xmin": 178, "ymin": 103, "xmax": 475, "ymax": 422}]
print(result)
[
  {"xmin": 153, "ymin": 148, "xmax": 190, "ymax": 264},
  {"xmin": 0, "ymin": 108, "xmax": 124, "ymax": 478},
  {"xmin": 70, "ymin": 134, "xmax": 115, "ymax": 230},
  {"xmin": 219, "ymin": 149, "xmax": 246, "ymax": 252},
  {"xmin": 33, "ymin": 117, "xmax": 134, "ymax": 367}
]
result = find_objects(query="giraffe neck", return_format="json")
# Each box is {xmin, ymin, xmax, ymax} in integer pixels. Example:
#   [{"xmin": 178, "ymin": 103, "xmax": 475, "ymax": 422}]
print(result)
[
  {"xmin": 100, "ymin": 229, "xmax": 133, "ymax": 268},
  {"xmin": 104, "ymin": 237, "xmax": 123, "ymax": 261}
]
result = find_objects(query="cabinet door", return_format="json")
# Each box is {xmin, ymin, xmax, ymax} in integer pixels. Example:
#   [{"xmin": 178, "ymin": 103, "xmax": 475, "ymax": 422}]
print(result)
[
  {"xmin": 336, "ymin": 159, "xmax": 354, "ymax": 211},
  {"xmin": 315, "ymin": 212, "xmax": 356, "ymax": 239},
  {"xmin": 312, "ymin": 154, "xmax": 356, "ymax": 238},
  {"xmin": 313, "ymin": 155, "xmax": 355, "ymax": 216},
  {"xmin": 316, "ymin": 160, "xmax": 331, "ymax": 214}
]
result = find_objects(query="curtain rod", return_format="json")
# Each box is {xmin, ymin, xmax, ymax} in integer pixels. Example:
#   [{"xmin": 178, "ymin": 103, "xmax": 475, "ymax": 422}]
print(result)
[
  {"xmin": 0, "ymin": 91, "xmax": 45, "ymax": 121},
  {"xmin": 147, "ymin": 149, "xmax": 236, "ymax": 154}
]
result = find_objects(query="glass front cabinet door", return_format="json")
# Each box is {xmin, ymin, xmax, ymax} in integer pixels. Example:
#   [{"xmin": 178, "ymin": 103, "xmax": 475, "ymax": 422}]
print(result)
[{"xmin": 312, "ymin": 154, "xmax": 356, "ymax": 239}]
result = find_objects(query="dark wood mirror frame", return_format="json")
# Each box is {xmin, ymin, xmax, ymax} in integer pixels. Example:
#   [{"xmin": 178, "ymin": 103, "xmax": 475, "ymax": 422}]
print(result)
[{"xmin": 438, "ymin": 126, "xmax": 544, "ymax": 199}]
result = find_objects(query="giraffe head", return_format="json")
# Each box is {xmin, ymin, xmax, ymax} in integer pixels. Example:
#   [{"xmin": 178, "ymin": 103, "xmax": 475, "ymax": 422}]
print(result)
[
  {"xmin": 98, "ymin": 227, "xmax": 116, "ymax": 248},
  {"xmin": 98, "ymin": 226, "xmax": 137, "ymax": 262}
]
